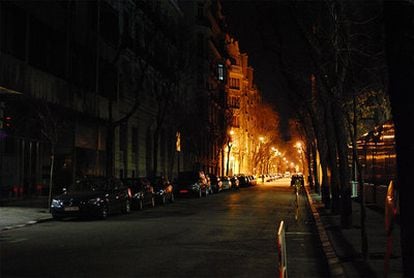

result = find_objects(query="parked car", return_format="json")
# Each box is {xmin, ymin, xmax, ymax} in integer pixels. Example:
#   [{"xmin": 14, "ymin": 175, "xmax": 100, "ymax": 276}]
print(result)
[
  {"xmin": 237, "ymin": 175, "xmax": 249, "ymax": 187},
  {"xmin": 220, "ymin": 176, "xmax": 232, "ymax": 190},
  {"xmin": 230, "ymin": 176, "xmax": 240, "ymax": 189},
  {"xmin": 175, "ymin": 171, "xmax": 209, "ymax": 197},
  {"xmin": 150, "ymin": 176, "xmax": 174, "ymax": 204},
  {"xmin": 248, "ymin": 175, "xmax": 257, "ymax": 186},
  {"xmin": 209, "ymin": 174, "xmax": 223, "ymax": 193},
  {"xmin": 122, "ymin": 177, "xmax": 155, "ymax": 209},
  {"xmin": 50, "ymin": 176, "xmax": 131, "ymax": 220},
  {"xmin": 205, "ymin": 174, "xmax": 213, "ymax": 194}
]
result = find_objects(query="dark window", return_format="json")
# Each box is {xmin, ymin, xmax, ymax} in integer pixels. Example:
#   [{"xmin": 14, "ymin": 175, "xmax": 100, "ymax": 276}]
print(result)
[
  {"xmin": 123, "ymin": 11, "xmax": 133, "ymax": 49},
  {"xmin": 71, "ymin": 44, "xmax": 96, "ymax": 91},
  {"xmin": 100, "ymin": 2, "xmax": 119, "ymax": 46},
  {"xmin": 50, "ymin": 30, "xmax": 66, "ymax": 79},
  {"xmin": 99, "ymin": 59, "xmax": 118, "ymax": 99},
  {"xmin": 87, "ymin": 1, "xmax": 98, "ymax": 30},
  {"xmin": 29, "ymin": 17, "xmax": 50, "ymax": 71},
  {"xmin": 197, "ymin": 3, "xmax": 204, "ymax": 20},
  {"xmin": 134, "ymin": 21, "xmax": 142, "ymax": 50},
  {"xmin": 3, "ymin": 136, "xmax": 16, "ymax": 154},
  {"xmin": 0, "ymin": 2, "xmax": 26, "ymax": 60},
  {"xmin": 132, "ymin": 127, "xmax": 138, "ymax": 154},
  {"xmin": 197, "ymin": 33, "xmax": 204, "ymax": 58},
  {"xmin": 119, "ymin": 123, "xmax": 127, "ymax": 152}
]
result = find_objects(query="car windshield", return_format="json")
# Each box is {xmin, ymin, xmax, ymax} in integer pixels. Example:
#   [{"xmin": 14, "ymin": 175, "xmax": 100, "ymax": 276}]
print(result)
[
  {"xmin": 70, "ymin": 179, "xmax": 107, "ymax": 192},
  {"xmin": 177, "ymin": 172, "xmax": 199, "ymax": 183}
]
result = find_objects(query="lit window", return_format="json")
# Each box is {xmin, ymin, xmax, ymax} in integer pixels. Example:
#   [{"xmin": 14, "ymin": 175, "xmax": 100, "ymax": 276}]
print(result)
[
  {"xmin": 218, "ymin": 64, "xmax": 224, "ymax": 81},
  {"xmin": 229, "ymin": 78, "xmax": 240, "ymax": 89}
]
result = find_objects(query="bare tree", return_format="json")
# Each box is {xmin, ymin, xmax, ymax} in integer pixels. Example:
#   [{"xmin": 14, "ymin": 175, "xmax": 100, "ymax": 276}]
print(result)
[{"xmin": 384, "ymin": 1, "xmax": 414, "ymax": 275}]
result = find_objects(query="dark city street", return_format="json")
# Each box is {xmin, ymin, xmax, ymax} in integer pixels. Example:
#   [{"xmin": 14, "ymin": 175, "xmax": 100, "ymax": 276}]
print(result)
[
  {"xmin": 1, "ymin": 0, "xmax": 413, "ymax": 277},
  {"xmin": 1, "ymin": 180, "xmax": 328, "ymax": 277}
]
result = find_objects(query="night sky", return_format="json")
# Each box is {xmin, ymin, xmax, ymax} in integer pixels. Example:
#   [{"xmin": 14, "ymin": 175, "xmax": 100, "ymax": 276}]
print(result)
[{"xmin": 221, "ymin": 1, "xmax": 302, "ymax": 140}]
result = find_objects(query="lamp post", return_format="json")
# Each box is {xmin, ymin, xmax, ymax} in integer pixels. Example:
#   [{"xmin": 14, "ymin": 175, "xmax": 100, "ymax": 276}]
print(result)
[
  {"xmin": 259, "ymin": 136, "xmax": 265, "ymax": 183},
  {"xmin": 226, "ymin": 130, "xmax": 234, "ymax": 176}
]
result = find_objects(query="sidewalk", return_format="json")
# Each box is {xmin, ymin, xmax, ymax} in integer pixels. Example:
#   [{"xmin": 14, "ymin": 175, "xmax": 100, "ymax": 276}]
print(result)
[
  {"xmin": 0, "ymin": 196, "xmax": 53, "ymax": 231},
  {"xmin": 306, "ymin": 187, "xmax": 403, "ymax": 277}
]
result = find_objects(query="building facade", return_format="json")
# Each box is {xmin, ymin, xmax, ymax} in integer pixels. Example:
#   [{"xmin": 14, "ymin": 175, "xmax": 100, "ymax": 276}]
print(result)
[
  {"xmin": 0, "ymin": 0, "xmax": 190, "ymax": 197},
  {"xmin": 0, "ymin": 0, "xmax": 261, "ymax": 199},
  {"xmin": 224, "ymin": 35, "xmax": 261, "ymax": 176}
]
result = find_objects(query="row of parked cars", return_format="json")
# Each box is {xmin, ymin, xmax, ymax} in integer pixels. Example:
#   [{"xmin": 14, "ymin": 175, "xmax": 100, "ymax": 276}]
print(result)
[
  {"xmin": 174, "ymin": 171, "xmax": 257, "ymax": 197},
  {"xmin": 50, "ymin": 171, "xmax": 258, "ymax": 220}
]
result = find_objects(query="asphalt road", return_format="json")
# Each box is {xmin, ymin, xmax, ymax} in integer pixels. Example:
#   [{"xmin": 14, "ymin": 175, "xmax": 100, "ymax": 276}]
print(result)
[{"xmin": 0, "ymin": 178, "xmax": 329, "ymax": 277}]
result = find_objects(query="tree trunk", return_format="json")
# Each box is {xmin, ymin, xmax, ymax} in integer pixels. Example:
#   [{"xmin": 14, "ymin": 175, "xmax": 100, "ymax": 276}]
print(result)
[
  {"xmin": 226, "ymin": 144, "xmax": 231, "ymax": 176},
  {"xmin": 106, "ymin": 124, "xmax": 115, "ymax": 177},
  {"xmin": 311, "ymin": 142, "xmax": 320, "ymax": 193},
  {"xmin": 324, "ymin": 101, "xmax": 341, "ymax": 213},
  {"xmin": 47, "ymin": 145, "xmax": 55, "ymax": 212},
  {"xmin": 332, "ymin": 102, "xmax": 352, "ymax": 228},
  {"xmin": 385, "ymin": 1, "xmax": 414, "ymax": 275},
  {"xmin": 312, "ymin": 101, "xmax": 331, "ymax": 207},
  {"xmin": 152, "ymin": 131, "xmax": 159, "ymax": 178}
]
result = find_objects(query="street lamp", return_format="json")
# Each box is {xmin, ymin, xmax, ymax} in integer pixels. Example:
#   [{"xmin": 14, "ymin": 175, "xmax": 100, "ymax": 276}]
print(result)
[
  {"xmin": 259, "ymin": 136, "xmax": 265, "ymax": 182},
  {"xmin": 226, "ymin": 130, "xmax": 234, "ymax": 176}
]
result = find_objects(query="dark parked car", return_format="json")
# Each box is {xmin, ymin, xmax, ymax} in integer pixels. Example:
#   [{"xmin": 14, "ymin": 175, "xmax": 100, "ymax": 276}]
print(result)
[
  {"xmin": 230, "ymin": 176, "xmax": 240, "ymax": 189},
  {"xmin": 237, "ymin": 175, "xmax": 249, "ymax": 187},
  {"xmin": 150, "ymin": 176, "xmax": 174, "ymax": 204},
  {"xmin": 122, "ymin": 178, "xmax": 155, "ymax": 209},
  {"xmin": 220, "ymin": 176, "xmax": 232, "ymax": 190},
  {"xmin": 50, "ymin": 177, "xmax": 131, "ymax": 220},
  {"xmin": 209, "ymin": 174, "xmax": 223, "ymax": 193},
  {"xmin": 175, "ymin": 171, "xmax": 209, "ymax": 197},
  {"xmin": 290, "ymin": 173, "xmax": 305, "ymax": 187}
]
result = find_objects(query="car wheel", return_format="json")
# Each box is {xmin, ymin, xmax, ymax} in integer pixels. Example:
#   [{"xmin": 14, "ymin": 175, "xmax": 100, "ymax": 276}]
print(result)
[
  {"xmin": 170, "ymin": 193, "xmax": 175, "ymax": 203},
  {"xmin": 151, "ymin": 197, "xmax": 155, "ymax": 208},
  {"xmin": 100, "ymin": 205, "xmax": 108, "ymax": 220},
  {"xmin": 52, "ymin": 215, "xmax": 62, "ymax": 221},
  {"xmin": 122, "ymin": 199, "xmax": 131, "ymax": 214}
]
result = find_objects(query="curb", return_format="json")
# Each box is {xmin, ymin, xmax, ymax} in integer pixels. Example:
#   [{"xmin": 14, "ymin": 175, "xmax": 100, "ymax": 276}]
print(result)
[
  {"xmin": 304, "ymin": 186, "xmax": 346, "ymax": 278},
  {"xmin": 1, "ymin": 217, "xmax": 54, "ymax": 232}
]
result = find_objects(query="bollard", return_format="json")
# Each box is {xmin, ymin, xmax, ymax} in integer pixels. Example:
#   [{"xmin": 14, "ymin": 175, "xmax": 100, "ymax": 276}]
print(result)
[{"xmin": 277, "ymin": 220, "xmax": 288, "ymax": 278}]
